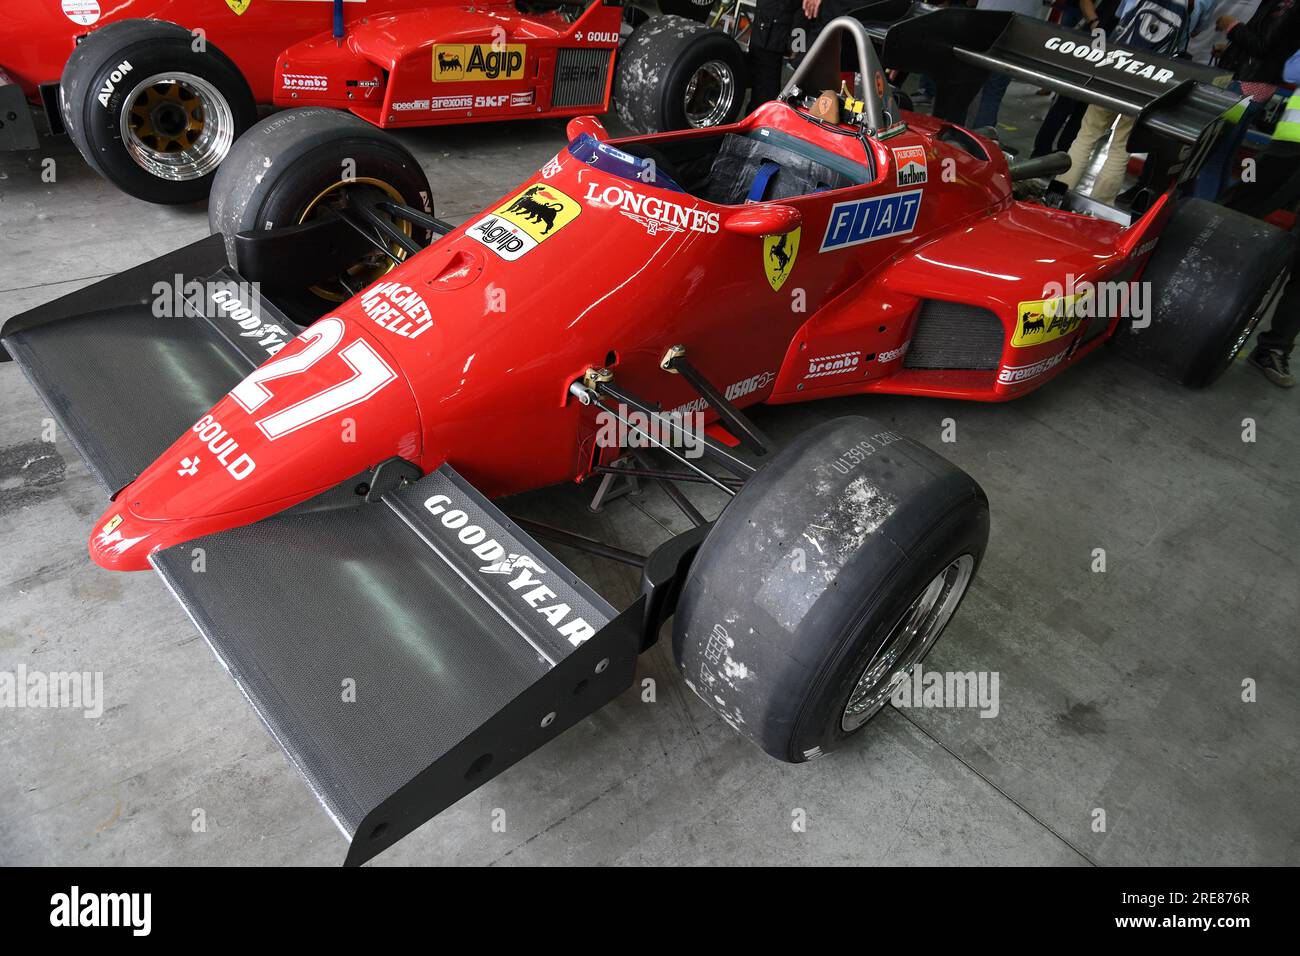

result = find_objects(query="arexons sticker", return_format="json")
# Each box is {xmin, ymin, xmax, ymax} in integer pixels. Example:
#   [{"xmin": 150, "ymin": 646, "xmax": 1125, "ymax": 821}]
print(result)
[
  {"xmin": 434, "ymin": 44, "xmax": 526, "ymax": 82},
  {"xmin": 467, "ymin": 184, "xmax": 581, "ymax": 260},
  {"xmin": 892, "ymin": 145, "xmax": 928, "ymax": 187},
  {"xmin": 997, "ymin": 352, "xmax": 1066, "ymax": 385},
  {"xmin": 820, "ymin": 190, "xmax": 922, "ymax": 252}
]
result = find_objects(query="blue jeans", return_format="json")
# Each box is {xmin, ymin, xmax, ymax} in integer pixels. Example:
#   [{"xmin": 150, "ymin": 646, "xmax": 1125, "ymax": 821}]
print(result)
[{"xmin": 973, "ymin": 74, "xmax": 1011, "ymax": 130}]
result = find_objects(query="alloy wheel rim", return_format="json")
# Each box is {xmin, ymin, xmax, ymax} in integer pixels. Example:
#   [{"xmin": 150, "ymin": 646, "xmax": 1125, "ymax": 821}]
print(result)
[
  {"xmin": 297, "ymin": 177, "xmax": 413, "ymax": 302},
  {"xmin": 683, "ymin": 60, "xmax": 736, "ymax": 128},
  {"xmin": 841, "ymin": 554, "xmax": 975, "ymax": 732},
  {"xmin": 119, "ymin": 72, "xmax": 234, "ymax": 181}
]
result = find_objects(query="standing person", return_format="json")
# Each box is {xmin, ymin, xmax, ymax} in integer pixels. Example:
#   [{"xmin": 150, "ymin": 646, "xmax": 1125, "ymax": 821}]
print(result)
[
  {"xmin": 1217, "ymin": 0, "xmax": 1300, "ymax": 78},
  {"xmin": 749, "ymin": 0, "xmax": 823, "ymax": 109},
  {"xmin": 1056, "ymin": 0, "xmax": 1213, "ymax": 203},
  {"xmin": 972, "ymin": 0, "xmax": 1050, "ymax": 129},
  {"xmin": 1221, "ymin": 48, "xmax": 1300, "ymax": 387}
]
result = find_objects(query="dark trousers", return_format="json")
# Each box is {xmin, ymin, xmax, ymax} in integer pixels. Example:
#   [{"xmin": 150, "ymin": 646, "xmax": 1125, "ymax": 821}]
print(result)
[
  {"xmin": 749, "ymin": 0, "xmax": 797, "ymax": 109},
  {"xmin": 1033, "ymin": 95, "xmax": 1087, "ymax": 157},
  {"xmin": 1224, "ymin": 145, "xmax": 1300, "ymax": 355}
]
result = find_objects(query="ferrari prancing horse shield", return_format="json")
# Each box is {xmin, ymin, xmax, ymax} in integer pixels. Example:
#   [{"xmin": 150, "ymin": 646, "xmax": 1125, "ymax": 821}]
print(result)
[
  {"xmin": 764, "ymin": 227, "xmax": 799, "ymax": 291},
  {"xmin": 226, "ymin": 0, "xmax": 251, "ymax": 15}
]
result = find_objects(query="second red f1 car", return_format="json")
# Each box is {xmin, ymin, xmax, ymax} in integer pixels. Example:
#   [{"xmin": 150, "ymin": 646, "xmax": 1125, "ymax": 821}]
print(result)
[{"xmin": 3, "ymin": 8, "xmax": 1291, "ymax": 864}]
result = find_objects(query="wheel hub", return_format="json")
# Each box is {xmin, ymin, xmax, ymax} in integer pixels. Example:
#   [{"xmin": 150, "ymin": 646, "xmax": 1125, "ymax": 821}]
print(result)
[
  {"xmin": 119, "ymin": 72, "xmax": 232, "ymax": 181},
  {"xmin": 683, "ymin": 60, "xmax": 736, "ymax": 128}
]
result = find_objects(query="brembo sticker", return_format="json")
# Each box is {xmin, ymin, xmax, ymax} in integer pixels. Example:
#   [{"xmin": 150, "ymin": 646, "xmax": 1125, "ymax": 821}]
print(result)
[
  {"xmin": 467, "ymin": 184, "xmax": 581, "ymax": 260},
  {"xmin": 423, "ymin": 494, "xmax": 597, "ymax": 646}
]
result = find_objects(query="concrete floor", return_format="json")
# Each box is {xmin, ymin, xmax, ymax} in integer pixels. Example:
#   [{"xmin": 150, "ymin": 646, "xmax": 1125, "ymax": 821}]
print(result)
[{"xmin": 1, "ymin": 85, "xmax": 1297, "ymax": 866}]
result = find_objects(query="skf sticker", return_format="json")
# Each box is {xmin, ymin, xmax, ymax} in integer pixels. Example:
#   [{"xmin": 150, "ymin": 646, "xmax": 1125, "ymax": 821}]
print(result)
[
  {"xmin": 1012, "ymin": 290, "xmax": 1091, "ymax": 347},
  {"xmin": 764, "ymin": 227, "xmax": 799, "ymax": 291},
  {"xmin": 820, "ymin": 190, "xmax": 921, "ymax": 252},
  {"xmin": 892, "ymin": 145, "xmax": 927, "ymax": 187},
  {"xmin": 434, "ymin": 44, "xmax": 526, "ymax": 82},
  {"xmin": 225, "ymin": 0, "xmax": 251, "ymax": 15},
  {"xmin": 467, "ymin": 184, "xmax": 580, "ymax": 260}
]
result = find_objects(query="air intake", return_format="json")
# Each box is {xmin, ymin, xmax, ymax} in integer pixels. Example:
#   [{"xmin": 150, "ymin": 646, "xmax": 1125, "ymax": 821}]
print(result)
[
  {"xmin": 552, "ymin": 48, "xmax": 612, "ymax": 107},
  {"xmin": 904, "ymin": 300, "xmax": 1006, "ymax": 370}
]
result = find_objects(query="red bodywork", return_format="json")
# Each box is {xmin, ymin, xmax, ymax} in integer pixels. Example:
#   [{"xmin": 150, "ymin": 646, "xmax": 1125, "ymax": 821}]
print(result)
[
  {"xmin": 0, "ymin": 0, "xmax": 621, "ymax": 127},
  {"xmin": 90, "ymin": 102, "xmax": 1173, "ymax": 571}
]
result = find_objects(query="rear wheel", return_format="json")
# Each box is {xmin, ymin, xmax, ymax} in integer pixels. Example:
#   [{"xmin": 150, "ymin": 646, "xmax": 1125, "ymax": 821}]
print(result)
[
  {"xmin": 60, "ymin": 19, "xmax": 255, "ymax": 204},
  {"xmin": 1114, "ymin": 199, "xmax": 1295, "ymax": 387},
  {"xmin": 615, "ymin": 16, "xmax": 749, "ymax": 133},
  {"xmin": 672, "ymin": 416, "xmax": 989, "ymax": 761},
  {"xmin": 209, "ymin": 108, "xmax": 433, "ymax": 321}
]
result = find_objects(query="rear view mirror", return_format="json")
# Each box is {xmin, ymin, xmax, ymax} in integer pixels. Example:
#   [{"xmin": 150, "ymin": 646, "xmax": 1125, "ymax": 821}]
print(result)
[
  {"xmin": 566, "ymin": 116, "xmax": 609, "ymax": 143},
  {"xmin": 724, "ymin": 204, "xmax": 803, "ymax": 238}
]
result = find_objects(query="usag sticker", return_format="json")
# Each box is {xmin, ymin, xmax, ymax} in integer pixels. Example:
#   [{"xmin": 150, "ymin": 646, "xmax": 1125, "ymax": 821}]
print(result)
[
  {"xmin": 434, "ymin": 44, "xmax": 526, "ymax": 82},
  {"xmin": 764, "ymin": 227, "xmax": 799, "ymax": 291},
  {"xmin": 467, "ymin": 184, "xmax": 581, "ymax": 260},
  {"xmin": 892, "ymin": 145, "xmax": 927, "ymax": 187},
  {"xmin": 1012, "ymin": 289, "xmax": 1091, "ymax": 347},
  {"xmin": 820, "ymin": 190, "xmax": 922, "ymax": 252}
]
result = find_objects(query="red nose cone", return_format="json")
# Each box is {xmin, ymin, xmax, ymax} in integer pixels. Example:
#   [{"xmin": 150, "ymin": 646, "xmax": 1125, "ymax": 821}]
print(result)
[{"xmin": 88, "ymin": 315, "xmax": 422, "ymax": 570}]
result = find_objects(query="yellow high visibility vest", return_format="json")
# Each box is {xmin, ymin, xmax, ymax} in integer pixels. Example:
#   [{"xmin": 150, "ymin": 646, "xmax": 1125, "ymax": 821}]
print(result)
[{"xmin": 1275, "ymin": 92, "xmax": 1300, "ymax": 143}]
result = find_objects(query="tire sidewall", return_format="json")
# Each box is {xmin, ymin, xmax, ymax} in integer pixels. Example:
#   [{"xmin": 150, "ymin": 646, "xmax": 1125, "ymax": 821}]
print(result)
[
  {"xmin": 66, "ymin": 33, "xmax": 254, "ymax": 203},
  {"xmin": 790, "ymin": 505, "xmax": 987, "ymax": 759}
]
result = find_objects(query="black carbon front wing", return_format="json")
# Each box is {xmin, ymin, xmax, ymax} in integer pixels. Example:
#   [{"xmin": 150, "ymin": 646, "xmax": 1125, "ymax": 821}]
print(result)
[{"xmin": 1, "ymin": 237, "xmax": 642, "ymax": 865}]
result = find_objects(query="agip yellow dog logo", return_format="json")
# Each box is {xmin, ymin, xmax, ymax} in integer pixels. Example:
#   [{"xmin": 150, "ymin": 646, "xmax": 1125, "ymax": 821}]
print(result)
[
  {"xmin": 434, "ymin": 44, "xmax": 526, "ymax": 82},
  {"xmin": 494, "ymin": 184, "xmax": 580, "ymax": 242},
  {"xmin": 1013, "ymin": 289, "xmax": 1091, "ymax": 347},
  {"xmin": 225, "ymin": 0, "xmax": 251, "ymax": 15}
]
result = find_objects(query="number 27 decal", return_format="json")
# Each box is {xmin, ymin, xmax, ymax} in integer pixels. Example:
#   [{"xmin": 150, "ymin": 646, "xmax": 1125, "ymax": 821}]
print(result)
[{"xmin": 230, "ymin": 317, "xmax": 397, "ymax": 440}]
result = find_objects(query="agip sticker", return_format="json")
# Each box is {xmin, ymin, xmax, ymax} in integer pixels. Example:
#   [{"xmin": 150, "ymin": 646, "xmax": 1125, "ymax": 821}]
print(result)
[{"xmin": 467, "ymin": 184, "xmax": 581, "ymax": 260}]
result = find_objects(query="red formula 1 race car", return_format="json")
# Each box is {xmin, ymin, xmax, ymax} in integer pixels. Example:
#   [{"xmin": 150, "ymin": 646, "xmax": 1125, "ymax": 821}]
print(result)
[
  {"xmin": 2, "ymin": 11, "xmax": 1291, "ymax": 864},
  {"xmin": 0, "ymin": 0, "xmax": 745, "ymax": 203}
]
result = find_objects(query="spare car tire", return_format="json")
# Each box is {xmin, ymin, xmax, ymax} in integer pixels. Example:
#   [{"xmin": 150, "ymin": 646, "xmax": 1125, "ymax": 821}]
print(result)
[
  {"xmin": 673, "ymin": 416, "xmax": 989, "ymax": 762},
  {"xmin": 615, "ymin": 15, "xmax": 749, "ymax": 133},
  {"xmin": 60, "ymin": 19, "xmax": 256, "ymax": 204},
  {"xmin": 1113, "ymin": 198, "xmax": 1294, "ymax": 387}
]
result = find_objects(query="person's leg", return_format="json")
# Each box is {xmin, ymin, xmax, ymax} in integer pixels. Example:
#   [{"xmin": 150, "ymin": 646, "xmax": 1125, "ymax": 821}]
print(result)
[
  {"xmin": 1249, "ymin": 267, "xmax": 1299, "ymax": 386},
  {"xmin": 932, "ymin": 78, "xmax": 984, "ymax": 125},
  {"xmin": 748, "ymin": 0, "xmax": 796, "ymax": 111},
  {"xmin": 972, "ymin": 74, "xmax": 1012, "ymax": 130},
  {"xmin": 1057, "ymin": 105, "xmax": 1114, "ymax": 190},
  {"xmin": 1056, "ymin": 100, "xmax": 1087, "ymax": 153},
  {"xmin": 1089, "ymin": 112, "xmax": 1136, "ymax": 203},
  {"xmin": 1033, "ymin": 95, "xmax": 1077, "ymax": 157}
]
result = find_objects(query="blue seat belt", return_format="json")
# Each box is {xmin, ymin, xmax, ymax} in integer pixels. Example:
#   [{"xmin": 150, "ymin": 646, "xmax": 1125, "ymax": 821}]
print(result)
[{"xmin": 747, "ymin": 161, "xmax": 781, "ymax": 203}]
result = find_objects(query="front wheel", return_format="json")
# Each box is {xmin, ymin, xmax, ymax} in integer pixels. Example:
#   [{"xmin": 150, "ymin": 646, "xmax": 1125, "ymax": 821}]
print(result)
[
  {"xmin": 615, "ymin": 16, "xmax": 749, "ymax": 133},
  {"xmin": 209, "ymin": 108, "xmax": 433, "ymax": 322},
  {"xmin": 59, "ymin": 19, "xmax": 256, "ymax": 204},
  {"xmin": 672, "ymin": 416, "xmax": 989, "ymax": 761}
]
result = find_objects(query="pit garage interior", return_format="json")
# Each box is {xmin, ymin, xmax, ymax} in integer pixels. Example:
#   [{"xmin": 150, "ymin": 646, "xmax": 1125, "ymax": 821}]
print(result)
[{"xmin": 2, "ymin": 75, "xmax": 1298, "ymax": 866}]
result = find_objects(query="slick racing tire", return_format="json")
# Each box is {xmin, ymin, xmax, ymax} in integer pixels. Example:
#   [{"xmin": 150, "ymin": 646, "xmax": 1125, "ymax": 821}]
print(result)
[
  {"xmin": 1113, "ymin": 199, "xmax": 1294, "ymax": 388},
  {"xmin": 60, "ymin": 19, "xmax": 256, "ymax": 204},
  {"xmin": 209, "ymin": 107, "xmax": 433, "ymax": 321},
  {"xmin": 673, "ymin": 417, "xmax": 989, "ymax": 762},
  {"xmin": 615, "ymin": 16, "xmax": 749, "ymax": 133}
]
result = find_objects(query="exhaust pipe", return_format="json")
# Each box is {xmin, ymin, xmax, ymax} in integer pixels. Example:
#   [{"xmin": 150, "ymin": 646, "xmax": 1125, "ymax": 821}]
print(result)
[{"xmin": 1008, "ymin": 151, "xmax": 1071, "ymax": 182}]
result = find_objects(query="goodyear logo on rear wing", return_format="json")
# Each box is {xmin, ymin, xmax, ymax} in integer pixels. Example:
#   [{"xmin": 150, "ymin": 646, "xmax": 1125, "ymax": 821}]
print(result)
[
  {"xmin": 467, "ymin": 184, "xmax": 580, "ymax": 260},
  {"xmin": 819, "ymin": 190, "xmax": 922, "ymax": 253},
  {"xmin": 434, "ymin": 44, "xmax": 526, "ymax": 82},
  {"xmin": 1013, "ymin": 289, "xmax": 1092, "ymax": 347}
]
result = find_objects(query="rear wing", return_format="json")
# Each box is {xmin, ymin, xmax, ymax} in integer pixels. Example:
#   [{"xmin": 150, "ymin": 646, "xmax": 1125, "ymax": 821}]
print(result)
[{"xmin": 858, "ymin": 1, "xmax": 1244, "ymax": 188}]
